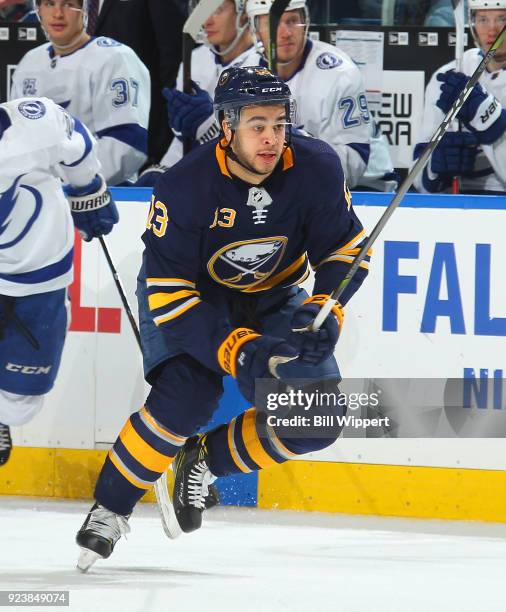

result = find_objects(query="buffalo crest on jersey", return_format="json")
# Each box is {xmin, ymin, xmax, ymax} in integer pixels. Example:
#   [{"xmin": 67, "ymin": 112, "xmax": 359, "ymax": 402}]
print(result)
[{"xmin": 207, "ymin": 237, "xmax": 287, "ymax": 291}]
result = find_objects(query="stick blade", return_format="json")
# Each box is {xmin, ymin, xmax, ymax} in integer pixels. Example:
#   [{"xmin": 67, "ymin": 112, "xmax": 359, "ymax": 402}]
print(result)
[{"xmin": 183, "ymin": 0, "xmax": 224, "ymax": 39}]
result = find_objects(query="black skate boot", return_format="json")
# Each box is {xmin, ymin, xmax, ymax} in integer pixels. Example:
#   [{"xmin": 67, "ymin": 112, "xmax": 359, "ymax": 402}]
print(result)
[
  {"xmin": 0, "ymin": 423, "xmax": 12, "ymax": 466},
  {"xmin": 76, "ymin": 502, "xmax": 130, "ymax": 572},
  {"xmin": 172, "ymin": 434, "xmax": 217, "ymax": 533}
]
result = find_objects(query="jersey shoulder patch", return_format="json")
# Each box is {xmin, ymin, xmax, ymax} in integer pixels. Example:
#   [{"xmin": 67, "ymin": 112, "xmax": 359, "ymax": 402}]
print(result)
[
  {"xmin": 17, "ymin": 100, "xmax": 46, "ymax": 120},
  {"xmin": 316, "ymin": 52, "xmax": 343, "ymax": 70},
  {"xmin": 96, "ymin": 37, "xmax": 122, "ymax": 48}
]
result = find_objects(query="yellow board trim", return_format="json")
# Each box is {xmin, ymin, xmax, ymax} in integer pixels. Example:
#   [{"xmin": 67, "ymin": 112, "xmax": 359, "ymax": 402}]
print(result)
[
  {"xmin": 258, "ymin": 460, "xmax": 506, "ymax": 522},
  {"xmin": 0, "ymin": 447, "xmax": 156, "ymax": 502}
]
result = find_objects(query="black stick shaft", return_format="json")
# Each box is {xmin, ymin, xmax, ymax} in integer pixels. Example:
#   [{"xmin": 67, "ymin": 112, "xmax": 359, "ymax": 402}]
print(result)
[{"xmin": 99, "ymin": 236, "xmax": 142, "ymax": 350}]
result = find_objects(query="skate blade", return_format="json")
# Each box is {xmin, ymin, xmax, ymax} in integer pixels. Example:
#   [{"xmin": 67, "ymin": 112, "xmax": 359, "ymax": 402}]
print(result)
[
  {"xmin": 154, "ymin": 470, "xmax": 182, "ymax": 540},
  {"xmin": 76, "ymin": 548, "xmax": 102, "ymax": 573}
]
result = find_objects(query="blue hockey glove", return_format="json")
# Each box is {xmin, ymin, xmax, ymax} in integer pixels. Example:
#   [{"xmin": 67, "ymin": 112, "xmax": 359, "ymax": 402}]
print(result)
[
  {"xmin": 163, "ymin": 81, "xmax": 213, "ymax": 141},
  {"xmin": 291, "ymin": 296, "xmax": 343, "ymax": 365},
  {"xmin": 430, "ymin": 132, "xmax": 479, "ymax": 177},
  {"xmin": 134, "ymin": 164, "xmax": 169, "ymax": 188},
  {"xmin": 436, "ymin": 71, "xmax": 506, "ymax": 144},
  {"xmin": 66, "ymin": 174, "xmax": 119, "ymax": 242},
  {"xmin": 218, "ymin": 328, "xmax": 298, "ymax": 404}
]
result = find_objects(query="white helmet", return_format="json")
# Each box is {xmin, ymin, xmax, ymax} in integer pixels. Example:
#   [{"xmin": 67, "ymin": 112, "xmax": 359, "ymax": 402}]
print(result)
[
  {"xmin": 246, "ymin": 0, "xmax": 307, "ymax": 18},
  {"xmin": 468, "ymin": 0, "xmax": 506, "ymax": 50},
  {"xmin": 188, "ymin": 0, "xmax": 249, "ymax": 57},
  {"xmin": 246, "ymin": 0, "xmax": 309, "ymax": 55}
]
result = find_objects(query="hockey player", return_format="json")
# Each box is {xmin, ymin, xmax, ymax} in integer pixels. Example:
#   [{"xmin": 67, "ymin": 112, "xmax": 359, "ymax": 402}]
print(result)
[
  {"xmin": 75, "ymin": 67, "xmax": 371, "ymax": 571},
  {"xmin": 10, "ymin": 0, "xmax": 150, "ymax": 186},
  {"xmin": 0, "ymin": 96, "xmax": 119, "ymax": 466},
  {"xmin": 247, "ymin": 0, "xmax": 397, "ymax": 191},
  {"xmin": 137, "ymin": 0, "xmax": 261, "ymax": 185},
  {"xmin": 414, "ymin": 0, "xmax": 506, "ymax": 193}
]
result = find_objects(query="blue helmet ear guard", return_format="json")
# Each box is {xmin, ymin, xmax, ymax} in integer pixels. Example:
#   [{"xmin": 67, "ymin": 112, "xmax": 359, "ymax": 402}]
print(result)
[{"xmin": 213, "ymin": 66, "xmax": 295, "ymax": 131}]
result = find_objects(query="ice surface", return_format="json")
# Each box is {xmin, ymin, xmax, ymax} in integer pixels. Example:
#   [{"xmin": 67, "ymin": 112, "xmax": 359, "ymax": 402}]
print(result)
[{"xmin": 0, "ymin": 497, "xmax": 505, "ymax": 612}]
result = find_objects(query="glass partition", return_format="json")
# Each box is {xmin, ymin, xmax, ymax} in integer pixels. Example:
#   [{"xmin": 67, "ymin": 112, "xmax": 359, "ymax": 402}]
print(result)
[{"xmin": 308, "ymin": 0, "xmax": 459, "ymax": 27}]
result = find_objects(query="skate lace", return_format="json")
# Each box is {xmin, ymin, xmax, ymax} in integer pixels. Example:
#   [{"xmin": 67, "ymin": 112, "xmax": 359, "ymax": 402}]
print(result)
[
  {"xmin": 187, "ymin": 461, "xmax": 217, "ymax": 510},
  {"xmin": 87, "ymin": 505, "xmax": 131, "ymax": 542},
  {"xmin": 0, "ymin": 424, "xmax": 10, "ymax": 451}
]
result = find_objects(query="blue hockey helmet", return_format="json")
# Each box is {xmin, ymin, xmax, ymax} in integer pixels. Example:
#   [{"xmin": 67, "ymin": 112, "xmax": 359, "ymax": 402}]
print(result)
[{"xmin": 214, "ymin": 66, "xmax": 295, "ymax": 130}]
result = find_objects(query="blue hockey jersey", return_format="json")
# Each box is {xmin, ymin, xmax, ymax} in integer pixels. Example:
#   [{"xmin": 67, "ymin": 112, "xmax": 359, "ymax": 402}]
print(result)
[{"xmin": 143, "ymin": 133, "xmax": 370, "ymax": 373}]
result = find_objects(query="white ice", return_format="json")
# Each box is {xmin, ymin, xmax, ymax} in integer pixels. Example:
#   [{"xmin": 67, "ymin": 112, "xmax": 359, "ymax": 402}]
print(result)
[{"xmin": 1, "ymin": 497, "xmax": 505, "ymax": 612}]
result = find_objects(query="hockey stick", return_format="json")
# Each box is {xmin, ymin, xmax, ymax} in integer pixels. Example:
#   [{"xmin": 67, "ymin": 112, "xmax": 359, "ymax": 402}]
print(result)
[
  {"xmin": 182, "ymin": 0, "xmax": 224, "ymax": 155},
  {"xmin": 451, "ymin": 0, "xmax": 466, "ymax": 194},
  {"xmin": 268, "ymin": 0, "xmax": 290, "ymax": 72},
  {"xmin": 98, "ymin": 236, "xmax": 141, "ymax": 350},
  {"xmin": 98, "ymin": 234, "xmax": 182, "ymax": 538},
  {"xmin": 310, "ymin": 24, "xmax": 506, "ymax": 333}
]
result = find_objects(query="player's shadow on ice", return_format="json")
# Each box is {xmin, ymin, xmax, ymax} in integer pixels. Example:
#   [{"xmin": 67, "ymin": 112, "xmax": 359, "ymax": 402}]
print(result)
[{"xmin": 1, "ymin": 567, "xmax": 244, "ymax": 589}]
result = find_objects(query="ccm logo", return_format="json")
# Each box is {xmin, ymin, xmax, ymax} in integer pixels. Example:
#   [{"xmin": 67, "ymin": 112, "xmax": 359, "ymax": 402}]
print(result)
[
  {"xmin": 6, "ymin": 363, "xmax": 52, "ymax": 375},
  {"xmin": 261, "ymin": 87, "xmax": 282, "ymax": 92}
]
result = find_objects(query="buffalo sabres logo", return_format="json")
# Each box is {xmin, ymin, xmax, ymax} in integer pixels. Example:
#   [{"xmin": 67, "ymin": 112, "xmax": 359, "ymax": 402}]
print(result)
[
  {"xmin": 0, "ymin": 175, "xmax": 43, "ymax": 250},
  {"xmin": 207, "ymin": 237, "xmax": 287, "ymax": 290},
  {"xmin": 246, "ymin": 186, "xmax": 272, "ymax": 224},
  {"xmin": 218, "ymin": 71, "xmax": 230, "ymax": 87}
]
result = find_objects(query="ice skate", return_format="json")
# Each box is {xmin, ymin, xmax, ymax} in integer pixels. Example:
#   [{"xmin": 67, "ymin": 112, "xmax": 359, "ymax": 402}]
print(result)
[
  {"xmin": 76, "ymin": 502, "xmax": 130, "ymax": 572},
  {"xmin": 0, "ymin": 423, "xmax": 12, "ymax": 466},
  {"xmin": 172, "ymin": 434, "xmax": 217, "ymax": 533}
]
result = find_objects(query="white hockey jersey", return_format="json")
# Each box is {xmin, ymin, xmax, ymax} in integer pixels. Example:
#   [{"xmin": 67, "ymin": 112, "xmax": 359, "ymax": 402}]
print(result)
[
  {"xmin": 284, "ymin": 39, "xmax": 394, "ymax": 189},
  {"xmin": 11, "ymin": 37, "xmax": 150, "ymax": 186},
  {"xmin": 415, "ymin": 48, "xmax": 506, "ymax": 193},
  {"xmin": 161, "ymin": 44, "xmax": 262, "ymax": 167},
  {"xmin": 0, "ymin": 98, "xmax": 101, "ymax": 297}
]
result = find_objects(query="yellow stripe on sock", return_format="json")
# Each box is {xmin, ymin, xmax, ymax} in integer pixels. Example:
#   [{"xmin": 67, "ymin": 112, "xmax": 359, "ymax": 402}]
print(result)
[
  {"xmin": 119, "ymin": 419, "xmax": 174, "ymax": 474},
  {"xmin": 108, "ymin": 449, "xmax": 152, "ymax": 490},
  {"xmin": 241, "ymin": 408, "xmax": 278, "ymax": 469}
]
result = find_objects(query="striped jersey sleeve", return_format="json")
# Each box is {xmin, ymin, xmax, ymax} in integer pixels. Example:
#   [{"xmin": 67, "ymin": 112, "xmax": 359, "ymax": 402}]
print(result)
[
  {"xmin": 304, "ymin": 152, "xmax": 370, "ymax": 305},
  {"xmin": 142, "ymin": 191, "xmax": 232, "ymax": 374}
]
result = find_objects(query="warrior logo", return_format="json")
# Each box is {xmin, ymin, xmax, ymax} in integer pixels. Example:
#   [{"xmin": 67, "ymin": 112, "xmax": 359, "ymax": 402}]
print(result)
[
  {"xmin": 0, "ymin": 175, "xmax": 43, "ymax": 249},
  {"xmin": 207, "ymin": 237, "xmax": 287, "ymax": 291},
  {"xmin": 246, "ymin": 186, "xmax": 272, "ymax": 224}
]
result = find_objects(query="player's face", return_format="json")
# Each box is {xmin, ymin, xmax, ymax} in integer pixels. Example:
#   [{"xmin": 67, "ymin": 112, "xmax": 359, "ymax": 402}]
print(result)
[
  {"xmin": 226, "ymin": 104, "xmax": 287, "ymax": 176},
  {"xmin": 256, "ymin": 10, "xmax": 306, "ymax": 63},
  {"xmin": 38, "ymin": 0, "xmax": 85, "ymax": 46},
  {"xmin": 474, "ymin": 9, "xmax": 506, "ymax": 60},
  {"xmin": 204, "ymin": 0, "xmax": 242, "ymax": 50}
]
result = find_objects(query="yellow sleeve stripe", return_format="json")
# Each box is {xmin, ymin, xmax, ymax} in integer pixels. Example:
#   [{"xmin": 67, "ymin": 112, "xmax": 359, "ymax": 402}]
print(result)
[
  {"xmin": 148, "ymin": 290, "xmax": 200, "ymax": 311},
  {"xmin": 336, "ymin": 229, "xmax": 365, "ymax": 253},
  {"xmin": 342, "ymin": 247, "xmax": 372, "ymax": 257},
  {"xmin": 146, "ymin": 278, "xmax": 196, "ymax": 288},
  {"xmin": 119, "ymin": 419, "xmax": 174, "ymax": 473},
  {"xmin": 318, "ymin": 254, "xmax": 369, "ymax": 269},
  {"xmin": 153, "ymin": 297, "xmax": 201, "ymax": 325},
  {"xmin": 242, "ymin": 408, "xmax": 279, "ymax": 469}
]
